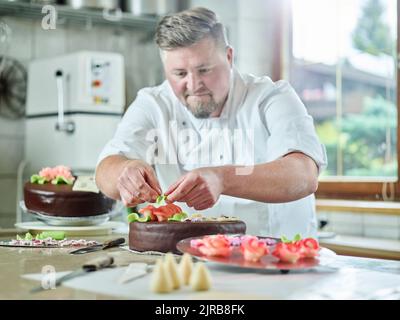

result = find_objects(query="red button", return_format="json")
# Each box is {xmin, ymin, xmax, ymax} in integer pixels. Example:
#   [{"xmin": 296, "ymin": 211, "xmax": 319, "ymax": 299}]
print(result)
[{"xmin": 92, "ymin": 80, "xmax": 101, "ymax": 87}]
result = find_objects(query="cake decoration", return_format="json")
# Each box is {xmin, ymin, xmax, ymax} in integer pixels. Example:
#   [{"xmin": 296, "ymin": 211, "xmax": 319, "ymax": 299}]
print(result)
[
  {"xmin": 30, "ymin": 165, "xmax": 75, "ymax": 185},
  {"xmin": 164, "ymin": 253, "xmax": 181, "ymax": 290},
  {"xmin": 240, "ymin": 235, "xmax": 269, "ymax": 262},
  {"xmin": 128, "ymin": 195, "xmax": 240, "ymax": 223},
  {"xmin": 1, "ymin": 231, "xmax": 100, "ymax": 248},
  {"xmin": 24, "ymin": 165, "xmax": 115, "ymax": 217},
  {"xmin": 190, "ymin": 234, "xmax": 319, "ymax": 264},
  {"xmin": 190, "ymin": 262, "xmax": 212, "ymax": 291},
  {"xmin": 149, "ymin": 253, "xmax": 211, "ymax": 294},
  {"xmin": 72, "ymin": 176, "xmax": 100, "ymax": 193},
  {"xmin": 128, "ymin": 195, "xmax": 246, "ymax": 253},
  {"xmin": 194, "ymin": 234, "xmax": 232, "ymax": 258},
  {"xmin": 17, "ymin": 231, "xmax": 66, "ymax": 241},
  {"xmin": 272, "ymin": 235, "xmax": 320, "ymax": 263},
  {"xmin": 179, "ymin": 253, "xmax": 193, "ymax": 285},
  {"xmin": 150, "ymin": 258, "xmax": 173, "ymax": 293}
]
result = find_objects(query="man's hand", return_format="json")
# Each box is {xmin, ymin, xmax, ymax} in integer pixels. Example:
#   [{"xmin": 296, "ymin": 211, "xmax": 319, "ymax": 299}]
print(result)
[
  {"xmin": 164, "ymin": 167, "xmax": 224, "ymax": 210},
  {"xmin": 117, "ymin": 160, "xmax": 162, "ymax": 207}
]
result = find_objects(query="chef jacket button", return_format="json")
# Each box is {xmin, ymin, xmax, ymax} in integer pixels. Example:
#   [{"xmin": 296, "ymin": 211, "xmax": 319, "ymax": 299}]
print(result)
[
  {"xmin": 182, "ymin": 121, "xmax": 186, "ymax": 126},
  {"xmin": 220, "ymin": 155, "xmax": 223, "ymax": 160}
]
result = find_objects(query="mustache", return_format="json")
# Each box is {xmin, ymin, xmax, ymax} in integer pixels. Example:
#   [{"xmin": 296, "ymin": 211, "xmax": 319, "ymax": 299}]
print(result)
[{"xmin": 184, "ymin": 90, "xmax": 212, "ymax": 97}]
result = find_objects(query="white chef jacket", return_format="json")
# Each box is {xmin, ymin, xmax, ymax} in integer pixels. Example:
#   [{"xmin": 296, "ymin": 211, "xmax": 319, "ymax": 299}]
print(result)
[{"xmin": 98, "ymin": 67, "xmax": 327, "ymax": 238}]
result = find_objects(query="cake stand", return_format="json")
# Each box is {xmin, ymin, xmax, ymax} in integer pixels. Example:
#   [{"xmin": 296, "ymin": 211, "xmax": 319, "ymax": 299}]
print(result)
[{"xmin": 19, "ymin": 201, "xmax": 120, "ymax": 226}]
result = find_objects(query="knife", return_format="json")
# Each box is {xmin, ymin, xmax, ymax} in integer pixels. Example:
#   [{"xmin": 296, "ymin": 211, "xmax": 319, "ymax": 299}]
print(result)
[
  {"xmin": 30, "ymin": 255, "xmax": 114, "ymax": 293},
  {"xmin": 69, "ymin": 237, "xmax": 125, "ymax": 255}
]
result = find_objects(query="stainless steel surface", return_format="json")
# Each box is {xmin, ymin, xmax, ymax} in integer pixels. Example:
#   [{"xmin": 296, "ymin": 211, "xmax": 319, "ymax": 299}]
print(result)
[
  {"xmin": 122, "ymin": 0, "xmax": 179, "ymax": 15},
  {"xmin": 65, "ymin": 0, "xmax": 119, "ymax": 10}
]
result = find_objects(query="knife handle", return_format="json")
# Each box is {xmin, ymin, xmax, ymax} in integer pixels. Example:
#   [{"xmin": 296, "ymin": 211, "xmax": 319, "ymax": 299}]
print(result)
[
  {"xmin": 103, "ymin": 237, "xmax": 125, "ymax": 249},
  {"xmin": 83, "ymin": 255, "xmax": 114, "ymax": 271}
]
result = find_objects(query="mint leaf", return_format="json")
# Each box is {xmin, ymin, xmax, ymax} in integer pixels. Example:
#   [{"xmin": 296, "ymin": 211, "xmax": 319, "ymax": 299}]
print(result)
[
  {"xmin": 167, "ymin": 212, "xmax": 188, "ymax": 222},
  {"xmin": 51, "ymin": 176, "xmax": 73, "ymax": 185},
  {"xmin": 281, "ymin": 235, "xmax": 290, "ymax": 243},
  {"xmin": 24, "ymin": 232, "xmax": 33, "ymax": 240},
  {"xmin": 127, "ymin": 212, "xmax": 139, "ymax": 223},
  {"xmin": 293, "ymin": 233, "xmax": 302, "ymax": 242},
  {"xmin": 281, "ymin": 234, "xmax": 302, "ymax": 243},
  {"xmin": 156, "ymin": 195, "xmax": 167, "ymax": 205},
  {"xmin": 30, "ymin": 174, "xmax": 41, "ymax": 183}
]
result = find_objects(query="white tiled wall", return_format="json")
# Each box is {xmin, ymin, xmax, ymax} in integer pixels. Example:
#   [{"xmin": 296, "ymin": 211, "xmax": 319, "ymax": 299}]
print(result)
[
  {"xmin": 191, "ymin": 0, "xmax": 277, "ymax": 77},
  {"xmin": 318, "ymin": 210, "xmax": 400, "ymax": 240},
  {"xmin": 0, "ymin": 14, "xmax": 164, "ymax": 228}
]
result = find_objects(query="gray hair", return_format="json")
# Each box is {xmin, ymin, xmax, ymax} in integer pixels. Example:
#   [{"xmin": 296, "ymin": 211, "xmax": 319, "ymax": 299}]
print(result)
[{"xmin": 155, "ymin": 7, "xmax": 229, "ymax": 51}]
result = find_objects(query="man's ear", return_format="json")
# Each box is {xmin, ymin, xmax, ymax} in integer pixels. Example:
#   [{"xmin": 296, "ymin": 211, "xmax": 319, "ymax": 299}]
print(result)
[{"xmin": 226, "ymin": 46, "xmax": 234, "ymax": 67}]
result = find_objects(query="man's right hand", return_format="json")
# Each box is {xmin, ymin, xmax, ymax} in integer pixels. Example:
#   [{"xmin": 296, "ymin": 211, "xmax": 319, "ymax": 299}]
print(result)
[{"xmin": 116, "ymin": 160, "xmax": 162, "ymax": 207}]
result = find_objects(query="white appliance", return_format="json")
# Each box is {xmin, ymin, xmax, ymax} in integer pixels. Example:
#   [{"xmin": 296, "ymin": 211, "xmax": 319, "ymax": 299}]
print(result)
[
  {"xmin": 17, "ymin": 51, "xmax": 125, "ymax": 222},
  {"xmin": 25, "ymin": 51, "xmax": 125, "ymax": 172}
]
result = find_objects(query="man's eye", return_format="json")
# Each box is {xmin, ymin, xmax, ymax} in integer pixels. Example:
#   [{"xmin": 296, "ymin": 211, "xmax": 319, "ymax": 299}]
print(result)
[
  {"xmin": 199, "ymin": 68, "xmax": 210, "ymax": 74},
  {"xmin": 175, "ymin": 72, "xmax": 186, "ymax": 77}
]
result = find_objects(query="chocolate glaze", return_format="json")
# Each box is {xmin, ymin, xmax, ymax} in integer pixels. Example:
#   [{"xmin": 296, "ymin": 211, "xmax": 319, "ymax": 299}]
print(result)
[
  {"xmin": 23, "ymin": 182, "xmax": 115, "ymax": 217},
  {"xmin": 129, "ymin": 220, "xmax": 246, "ymax": 254}
]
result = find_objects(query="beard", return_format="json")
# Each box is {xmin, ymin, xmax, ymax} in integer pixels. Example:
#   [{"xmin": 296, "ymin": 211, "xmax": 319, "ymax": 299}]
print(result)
[{"xmin": 185, "ymin": 95, "xmax": 222, "ymax": 119}]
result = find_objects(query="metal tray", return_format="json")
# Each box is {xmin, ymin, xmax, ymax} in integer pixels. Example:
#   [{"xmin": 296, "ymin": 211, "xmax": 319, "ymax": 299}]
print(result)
[{"xmin": 177, "ymin": 235, "xmax": 334, "ymax": 274}]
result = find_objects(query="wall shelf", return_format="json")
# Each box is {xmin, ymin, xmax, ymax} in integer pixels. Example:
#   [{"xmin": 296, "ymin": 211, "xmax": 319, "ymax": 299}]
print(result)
[{"xmin": 0, "ymin": 1, "xmax": 159, "ymax": 30}]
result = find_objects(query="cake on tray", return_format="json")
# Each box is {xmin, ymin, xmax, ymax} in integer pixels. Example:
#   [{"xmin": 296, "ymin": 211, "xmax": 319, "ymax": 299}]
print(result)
[
  {"xmin": 128, "ymin": 197, "xmax": 246, "ymax": 254},
  {"xmin": 23, "ymin": 165, "xmax": 115, "ymax": 217}
]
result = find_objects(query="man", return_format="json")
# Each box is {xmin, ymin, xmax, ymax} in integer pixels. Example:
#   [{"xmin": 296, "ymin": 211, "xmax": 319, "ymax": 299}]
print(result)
[{"xmin": 96, "ymin": 7, "xmax": 327, "ymax": 237}]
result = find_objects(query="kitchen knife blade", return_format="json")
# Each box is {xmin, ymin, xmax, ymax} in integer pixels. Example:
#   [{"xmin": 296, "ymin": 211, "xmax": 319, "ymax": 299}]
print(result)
[
  {"xmin": 30, "ymin": 255, "xmax": 114, "ymax": 293},
  {"xmin": 117, "ymin": 263, "xmax": 152, "ymax": 284},
  {"xmin": 69, "ymin": 237, "xmax": 125, "ymax": 255}
]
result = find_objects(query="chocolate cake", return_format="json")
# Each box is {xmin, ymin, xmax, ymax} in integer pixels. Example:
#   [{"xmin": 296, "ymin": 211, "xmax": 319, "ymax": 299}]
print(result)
[
  {"xmin": 129, "ymin": 220, "xmax": 246, "ymax": 254},
  {"xmin": 24, "ymin": 182, "xmax": 115, "ymax": 217}
]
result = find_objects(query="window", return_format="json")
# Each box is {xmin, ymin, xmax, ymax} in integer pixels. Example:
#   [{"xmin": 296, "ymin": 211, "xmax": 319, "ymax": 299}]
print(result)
[{"xmin": 285, "ymin": 0, "xmax": 398, "ymax": 200}]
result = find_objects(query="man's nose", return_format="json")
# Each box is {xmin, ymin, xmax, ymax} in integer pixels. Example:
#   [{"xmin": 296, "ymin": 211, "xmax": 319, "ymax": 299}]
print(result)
[{"xmin": 186, "ymin": 73, "xmax": 202, "ymax": 93}]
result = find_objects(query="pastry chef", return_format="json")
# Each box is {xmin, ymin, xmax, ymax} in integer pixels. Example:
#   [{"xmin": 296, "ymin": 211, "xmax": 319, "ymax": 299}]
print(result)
[{"xmin": 95, "ymin": 7, "xmax": 327, "ymax": 238}]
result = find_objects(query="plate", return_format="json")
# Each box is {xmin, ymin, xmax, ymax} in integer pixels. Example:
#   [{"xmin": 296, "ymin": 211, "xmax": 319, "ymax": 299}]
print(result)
[
  {"xmin": 14, "ymin": 221, "xmax": 126, "ymax": 236},
  {"xmin": 0, "ymin": 239, "xmax": 99, "ymax": 249},
  {"xmin": 177, "ymin": 235, "xmax": 336, "ymax": 273},
  {"xmin": 20, "ymin": 201, "xmax": 119, "ymax": 226}
]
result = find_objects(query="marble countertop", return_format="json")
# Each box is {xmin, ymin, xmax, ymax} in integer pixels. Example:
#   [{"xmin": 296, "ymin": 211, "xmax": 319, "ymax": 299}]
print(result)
[{"xmin": 0, "ymin": 231, "xmax": 399, "ymax": 300}]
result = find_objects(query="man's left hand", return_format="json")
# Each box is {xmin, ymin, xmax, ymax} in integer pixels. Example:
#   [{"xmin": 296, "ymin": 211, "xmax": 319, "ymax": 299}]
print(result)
[{"xmin": 164, "ymin": 167, "xmax": 224, "ymax": 210}]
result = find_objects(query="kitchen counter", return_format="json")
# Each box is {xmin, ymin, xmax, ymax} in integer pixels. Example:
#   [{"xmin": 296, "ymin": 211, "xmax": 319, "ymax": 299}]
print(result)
[{"xmin": 0, "ymin": 231, "xmax": 399, "ymax": 300}]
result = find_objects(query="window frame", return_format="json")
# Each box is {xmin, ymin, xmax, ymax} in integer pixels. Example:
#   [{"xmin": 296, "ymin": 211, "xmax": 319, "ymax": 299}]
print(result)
[{"xmin": 276, "ymin": 0, "xmax": 400, "ymax": 201}]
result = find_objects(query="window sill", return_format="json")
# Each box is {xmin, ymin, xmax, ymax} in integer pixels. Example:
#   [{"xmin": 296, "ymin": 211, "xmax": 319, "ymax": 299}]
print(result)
[
  {"xmin": 316, "ymin": 199, "xmax": 400, "ymax": 216},
  {"xmin": 319, "ymin": 235, "xmax": 400, "ymax": 260}
]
